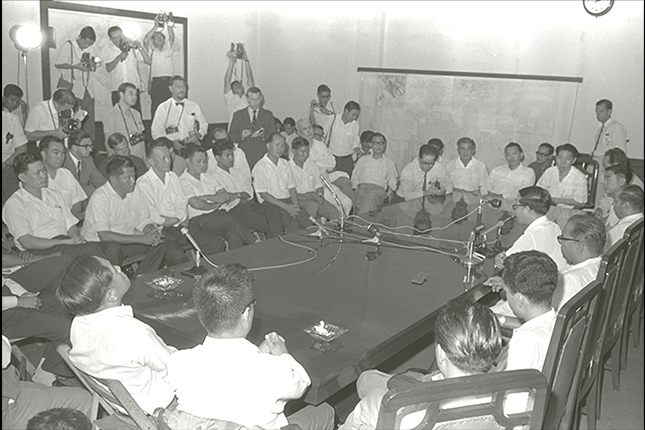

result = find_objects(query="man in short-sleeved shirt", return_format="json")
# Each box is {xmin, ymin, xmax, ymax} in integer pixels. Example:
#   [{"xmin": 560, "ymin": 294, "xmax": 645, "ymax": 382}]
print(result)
[
  {"xmin": 398, "ymin": 144, "xmax": 453, "ymax": 201},
  {"xmin": 2, "ymin": 110, "xmax": 28, "ymax": 204},
  {"xmin": 445, "ymin": 137, "xmax": 488, "ymax": 194},
  {"xmin": 487, "ymin": 143, "xmax": 535, "ymax": 199},
  {"xmin": 103, "ymin": 83, "xmax": 147, "ymax": 159},
  {"xmin": 537, "ymin": 144, "xmax": 587, "ymax": 208},
  {"xmin": 351, "ymin": 133, "xmax": 398, "ymax": 214}
]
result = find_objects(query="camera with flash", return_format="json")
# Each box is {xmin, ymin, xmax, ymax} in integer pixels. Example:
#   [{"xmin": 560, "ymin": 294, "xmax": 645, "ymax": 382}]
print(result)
[
  {"xmin": 231, "ymin": 42, "xmax": 245, "ymax": 59},
  {"xmin": 81, "ymin": 52, "xmax": 101, "ymax": 71},
  {"xmin": 120, "ymin": 41, "xmax": 137, "ymax": 53},
  {"xmin": 129, "ymin": 133, "xmax": 145, "ymax": 146},
  {"xmin": 58, "ymin": 110, "xmax": 79, "ymax": 134},
  {"xmin": 165, "ymin": 126, "xmax": 179, "ymax": 135},
  {"xmin": 157, "ymin": 11, "xmax": 174, "ymax": 28}
]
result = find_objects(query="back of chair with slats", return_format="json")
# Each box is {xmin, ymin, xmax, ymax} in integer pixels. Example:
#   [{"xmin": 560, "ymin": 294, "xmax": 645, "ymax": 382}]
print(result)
[
  {"xmin": 541, "ymin": 280, "xmax": 602, "ymax": 430},
  {"xmin": 621, "ymin": 218, "xmax": 645, "ymax": 367},
  {"xmin": 575, "ymin": 239, "xmax": 627, "ymax": 430},
  {"xmin": 375, "ymin": 369, "xmax": 548, "ymax": 430},
  {"xmin": 574, "ymin": 159, "xmax": 600, "ymax": 209}
]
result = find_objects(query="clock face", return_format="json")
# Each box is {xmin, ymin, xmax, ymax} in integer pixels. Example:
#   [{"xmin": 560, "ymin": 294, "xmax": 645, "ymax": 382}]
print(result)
[{"xmin": 583, "ymin": 0, "xmax": 614, "ymax": 16}]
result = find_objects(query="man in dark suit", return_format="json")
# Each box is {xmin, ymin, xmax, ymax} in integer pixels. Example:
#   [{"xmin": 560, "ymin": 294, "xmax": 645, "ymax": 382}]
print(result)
[
  {"xmin": 62, "ymin": 129, "xmax": 106, "ymax": 197},
  {"xmin": 229, "ymin": 87, "xmax": 276, "ymax": 170}
]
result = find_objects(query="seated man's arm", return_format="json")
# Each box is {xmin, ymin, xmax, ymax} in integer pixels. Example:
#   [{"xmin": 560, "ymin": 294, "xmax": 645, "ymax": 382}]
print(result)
[
  {"xmin": 187, "ymin": 196, "xmax": 222, "ymax": 212},
  {"xmin": 260, "ymin": 192, "xmax": 299, "ymax": 217},
  {"xmin": 18, "ymin": 234, "xmax": 79, "ymax": 250},
  {"xmin": 97, "ymin": 230, "xmax": 160, "ymax": 246}
]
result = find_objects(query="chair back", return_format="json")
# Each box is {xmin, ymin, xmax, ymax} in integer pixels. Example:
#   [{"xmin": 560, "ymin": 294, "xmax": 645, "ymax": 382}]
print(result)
[
  {"xmin": 622, "ymin": 218, "xmax": 645, "ymax": 327},
  {"xmin": 574, "ymin": 159, "xmax": 600, "ymax": 208},
  {"xmin": 541, "ymin": 280, "xmax": 602, "ymax": 430},
  {"xmin": 56, "ymin": 343, "xmax": 159, "ymax": 430},
  {"xmin": 375, "ymin": 369, "xmax": 548, "ymax": 430}
]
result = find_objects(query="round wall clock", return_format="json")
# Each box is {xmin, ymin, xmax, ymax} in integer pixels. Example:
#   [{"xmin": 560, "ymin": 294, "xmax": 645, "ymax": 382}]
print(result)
[{"xmin": 583, "ymin": 0, "xmax": 614, "ymax": 17}]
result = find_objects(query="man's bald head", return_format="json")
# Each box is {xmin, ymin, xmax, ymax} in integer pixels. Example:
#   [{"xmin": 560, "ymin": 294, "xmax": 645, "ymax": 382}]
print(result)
[{"xmin": 296, "ymin": 118, "xmax": 314, "ymax": 142}]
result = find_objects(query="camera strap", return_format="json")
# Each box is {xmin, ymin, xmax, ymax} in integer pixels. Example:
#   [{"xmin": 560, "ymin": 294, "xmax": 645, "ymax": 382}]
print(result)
[
  {"xmin": 47, "ymin": 101, "xmax": 59, "ymax": 129},
  {"xmin": 164, "ymin": 102, "xmax": 185, "ymax": 130},
  {"xmin": 118, "ymin": 104, "xmax": 132, "ymax": 137}
]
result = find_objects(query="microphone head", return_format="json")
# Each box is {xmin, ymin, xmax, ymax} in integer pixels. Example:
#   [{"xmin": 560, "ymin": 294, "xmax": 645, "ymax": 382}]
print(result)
[
  {"xmin": 367, "ymin": 224, "xmax": 380, "ymax": 236},
  {"xmin": 489, "ymin": 198, "xmax": 502, "ymax": 208},
  {"xmin": 180, "ymin": 227, "xmax": 189, "ymax": 235}
]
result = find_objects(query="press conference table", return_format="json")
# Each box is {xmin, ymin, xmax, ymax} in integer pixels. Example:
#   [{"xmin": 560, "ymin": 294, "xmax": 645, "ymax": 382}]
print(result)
[{"xmin": 123, "ymin": 191, "xmax": 523, "ymax": 405}]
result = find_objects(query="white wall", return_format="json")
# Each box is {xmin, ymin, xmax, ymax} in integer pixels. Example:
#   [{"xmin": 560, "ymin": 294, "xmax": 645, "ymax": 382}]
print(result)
[{"xmin": 3, "ymin": 1, "xmax": 643, "ymax": 158}]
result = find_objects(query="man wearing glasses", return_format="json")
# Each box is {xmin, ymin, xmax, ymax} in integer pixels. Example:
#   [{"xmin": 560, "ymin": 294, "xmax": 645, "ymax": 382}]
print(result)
[
  {"xmin": 528, "ymin": 143, "xmax": 555, "ymax": 183},
  {"xmin": 62, "ymin": 129, "xmax": 106, "ymax": 198},
  {"xmin": 397, "ymin": 144, "xmax": 453, "ymax": 201}
]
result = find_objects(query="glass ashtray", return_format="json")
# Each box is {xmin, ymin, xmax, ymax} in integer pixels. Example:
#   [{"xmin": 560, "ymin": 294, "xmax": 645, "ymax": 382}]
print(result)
[
  {"xmin": 146, "ymin": 275, "xmax": 184, "ymax": 291},
  {"xmin": 304, "ymin": 320, "xmax": 348, "ymax": 342}
]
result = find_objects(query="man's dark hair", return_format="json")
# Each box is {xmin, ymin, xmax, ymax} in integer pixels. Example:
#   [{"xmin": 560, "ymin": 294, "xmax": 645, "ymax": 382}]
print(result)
[
  {"xmin": 106, "ymin": 155, "xmax": 134, "ymax": 178},
  {"xmin": 317, "ymin": 84, "xmax": 331, "ymax": 94},
  {"xmin": 247, "ymin": 86, "xmax": 262, "ymax": 96},
  {"xmin": 344, "ymin": 101, "xmax": 360, "ymax": 112},
  {"xmin": 418, "ymin": 144, "xmax": 439, "ymax": 160},
  {"xmin": 606, "ymin": 164, "xmax": 633, "ymax": 186},
  {"xmin": 283, "ymin": 117, "xmax": 296, "ymax": 127},
  {"xmin": 291, "ymin": 136, "xmax": 310, "ymax": 152},
  {"xmin": 27, "ymin": 408, "xmax": 93, "ymax": 430},
  {"xmin": 457, "ymin": 137, "xmax": 476, "ymax": 150},
  {"xmin": 267, "ymin": 132, "xmax": 284, "ymax": 144},
  {"xmin": 369, "ymin": 132, "xmax": 387, "ymax": 144},
  {"xmin": 106, "ymin": 133, "xmax": 128, "ymax": 149},
  {"xmin": 147, "ymin": 138, "xmax": 172, "ymax": 157},
  {"xmin": 518, "ymin": 186, "xmax": 551, "ymax": 215},
  {"xmin": 427, "ymin": 138, "xmax": 444, "ymax": 152},
  {"xmin": 57, "ymin": 255, "xmax": 114, "ymax": 316},
  {"xmin": 596, "ymin": 99, "xmax": 613, "ymax": 111},
  {"xmin": 68, "ymin": 130, "xmax": 92, "ymax": 148},
  {"xmin": 13, "ymin": 152, "xmax": 41, "ymax": 177},
  {"xmin": 52, "ymin": 89, "xmax": 76, "ymax": 106},
  {"xmin": 360, "ymin": 131, "xmax": 374, "ymax": 143},
  {"xmin": 604, "ymin": 147, "xmax": 631, "ymax": 169},
  {"xmin": 502, "ymin": 251, "xmax": 558, "ymax": 307},
  {"xmin": 180, "ymin": 143, "xmax": 206, "ymax": 160},
  {"xmin": 169, "ymin": 75, "xmax": 186, "ymax": 86},
  {"xmin": 3, "ymin": 84, "xmax": 23, "ymax": 98},
  {"xmin": 538, "ymin": 142, "xmax": 555, "ymax": 155},
  {"xmin": 39, "ymin": 135, "xmax": 64, "ymax": 152},
  {"xmin": 194, "ymin": 264, "xmax": 254, "ymax": 335},
  {"xmin": 617, "ymin": 184, "xmax": 644, "ymax": 212},
  {"xmin": 212, "ymin": 138, "xmax": 235, "ymax": 157},
  {"xmin": 79, "ymin": 26, "xmax": 96, "ymax": 42},
  {"xmin": 107, "ymin": 26, "xmax": 122, "ymax": 37},
  {"xmin": 556, "ymin": 143, "xmax": 579, "ymax": 159},
  {"xmin": 566, "ymin": 214, "xmax": 606, "ymax": 256},
  {"xmin": 505, "ymin": 142, "xmax": 523, "ymax": 154},
  {"xmin": 117, "ymin": 82, "xmax": 137, "ymax": 94}
]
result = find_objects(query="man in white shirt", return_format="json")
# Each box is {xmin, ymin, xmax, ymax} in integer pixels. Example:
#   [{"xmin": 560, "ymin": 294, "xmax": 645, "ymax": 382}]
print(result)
[
  {"xmin": 165, "ymin": 264, "xmax": 335, "ymax": 430},
  {"xmin": 208, "ymin": 138, "xmax": 282, "ymax": 238},
  {"xmin": 143, "ymin": 15, "xmax": 176, "ymax": 117},
  {"xmin": 104, "ymin": 26, "xmax": 149, "ymax": 114},
  {"xmin": 2, "ymin": 110, "xmax": 28, "ymax": 204},
  {"xmin": 309, "ymin": 84, "xmax": 339, "ymax": 145},
  {"xmin": 606, "ymin": 185, "xmax": 644, "ymax": 249},
  {"xmin": 487, "ymin": 142, "xmax": 535, "ymax": 199},
  {"xmin": 39, "ymin": 136, "xmax": 87, "ymax": 221},
  {"xmin": 351, "ymin": 132, "xmax": 398, "ymax": 214},
  {"xmin": 103, "ymin": 82, "xmax": 147, "ymax": 159},
  {"xmin": 54, "ymin": 26, "xmax": 98, "ymax": 141},
  {"xmin": 445, "ymin": 137, "xmax": 489, "ymax": 194},
  {"xmin": 24, "ymin": 89, "xmax": 77, "ymax": 145},
  {"xmin": 137, "ymin": 140, "xmax": 226, "ymax": 258},
  {"xmin": 329, "ymin": 101, "xmax": 361, "ymax": 176},
  {"xmin": 553, "ymin": 214, "xmax": 604, "ymax": 310},
  {"xmin": 537, "ymin": 143, "xmax": 587, "ymax": 208},
  {"xmin": 205, "ymin": 128, "xmax": 250, "ymax": 180},
  {"xmin": 57, "ymin": 255, "xmax": 177, "ymax": 415},
  {"xmin": 82, "ymin": 155, "xmax": 182, "ymax": 274},
  {"xmin": 179, "ymin": 144, "xmax": 258, "ymax": 249},
  {"xmin": 427, "ymin": 138, "xmax": 448, "ymax": 167},
  {"xmin": 280, "ymin": 117, "xmax": 298, "ymax": 157},
  {"xmin": 590, "ymin": 99, "xmax": 628, "ymax": 162},
  {"xmin": 397, "ymin": 144, "xmax": 453, "ymax": 201},
  {"xmin": 288, "ymin": 137, "xmax": 339, "ymax": 220},
  {"xmin": 223, "ymin": 45, "xmax": 255, "ymax": 124},
  {"xmin": 252, "ymin": 133, "xmax": 313, "ymax": 232},
  {"xmin": 2, "ymin": 83, "xmax": 28, "ymax": 127},
  {"xmin": 151, "ymin": 75, "xmax": 208, "ymax": 148},
  {"xmin": 601, "ymin": 148, "xmax": 644, "ymax": 189},
  {"xmin": 296, "ymin": 119, "xmax": 353, "ymax": 215},
  {"xmin": 2, "ymin": 153, "xmax": 103, "ymax": 259},
  {"xmin": 597, "ymin": 164, "xmax": 634, "ymax": 228}
]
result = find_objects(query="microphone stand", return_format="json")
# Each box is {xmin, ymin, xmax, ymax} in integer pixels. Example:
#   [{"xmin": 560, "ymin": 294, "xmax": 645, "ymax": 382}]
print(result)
[{"xmin": 320, "ymin": 175, "xmax": 352, "ymax": 235}]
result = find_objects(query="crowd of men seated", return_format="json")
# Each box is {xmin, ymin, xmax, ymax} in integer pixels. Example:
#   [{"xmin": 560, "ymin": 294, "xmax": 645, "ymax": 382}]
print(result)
[{"xmin": 2, "ymin": 37, "xmax": 643, "ymax": 429}]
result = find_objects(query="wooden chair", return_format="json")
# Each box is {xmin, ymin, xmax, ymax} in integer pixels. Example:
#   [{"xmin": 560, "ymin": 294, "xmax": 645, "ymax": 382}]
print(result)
[
  {"xmin": 56, "ymin": 343, "xmax": 162, "ymax": 430},
  {"xmin": 621, "ymin": 218, "xmax": 645, "ymax": 369},
  {"xmin": 574, "ymin": 159, "xmax": 600, "ymax": 209},
  {"xmin": 9, "ymin": 337, "xmax": 39, "ymax": 381},
  {"xmin": 542, "ymin": 280, "xmax": 603, "ymax": 430},
  {"xmin": 574, "ymin": 239, "xmax": 627, "ymax": 430},
  {"xmin": 375, "ymin": 369, "xmax": 548, "ymax": 430}
]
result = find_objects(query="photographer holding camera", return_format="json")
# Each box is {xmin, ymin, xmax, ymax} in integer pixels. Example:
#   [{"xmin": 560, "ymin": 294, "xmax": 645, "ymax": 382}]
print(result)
[
  {"xmin": 104, "ymin": 26, "xmax": 150, "ymax": 115},
  {"xmin": 144, "ymin": 13, "xmax": 176, "ymax": 118},
  {"xmin": 104, "ymin": 82, "xmax": 147, "ymax": 159},
  {"xmin": 223, "ymin": 43, "xmax": 255, "ymax": 124},
  {"xmin": 24, "ymin": 89, "xmax": 78, "ymax": 145},
  {"xmin": 54, "ymin": 26, "xmax": 99, "ymax": 142}
]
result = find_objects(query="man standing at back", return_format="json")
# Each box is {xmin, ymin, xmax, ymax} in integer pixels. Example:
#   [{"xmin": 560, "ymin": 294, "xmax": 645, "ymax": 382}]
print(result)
[
  {"xmin": 223, "ymin": 45, "xmax": 254, "ymax": 124},
  {"xmin": 591, "ymin": 99, "xmax": 628, "ymax": 162},
  {"xmin": 229, "ymin": 87, "xmax": 276, "ymax": 170},
  {"xmin": 309, "ymin": 84, "xmax": 338, "ymax": 145},
  {"xmin": 329, "ymin": 101, "xmax": 361, "ymax": 177}
]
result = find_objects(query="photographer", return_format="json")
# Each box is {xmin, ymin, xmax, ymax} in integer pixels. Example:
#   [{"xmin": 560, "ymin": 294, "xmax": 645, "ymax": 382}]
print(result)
[
  {"xmin": 54, "ymin": 26, "xmax": 98, "ymax": 142},
  {"xmin": 103, "ymin": 82, "xmax": 147, "ymax": 159},
  {"xmin": 223, "ymin": 43, "xmax": 255, "ymax": 124},
  {"xmin": 309, "ymin": 84, "xmax": 338, "ymax": 145},
  {"xmin": 103, "ymin": 26, "xmax": 150, "ymax": 115},
  {"xmin": 144, "ymin": 13, "xmax": 176, "ymax": 118},
  {"xmin": 24, "ymin": 89, "xmax": 78, "ymax": 144}
]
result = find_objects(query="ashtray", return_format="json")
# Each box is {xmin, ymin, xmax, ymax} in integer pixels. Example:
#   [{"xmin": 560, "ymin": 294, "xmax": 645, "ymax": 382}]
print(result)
[
  {"xmin": 146, "ymin": 276, "xmax": 184, "ymax": 292},
  {"xmin": 304, "ymin": 320, "xmax": 348, "ymax": 342}
]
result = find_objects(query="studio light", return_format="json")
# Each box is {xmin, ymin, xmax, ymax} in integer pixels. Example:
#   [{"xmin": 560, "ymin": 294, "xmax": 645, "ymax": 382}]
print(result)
[{"xmin": 9, "ymin": 25, "xmax": 43, "ymax": 52}]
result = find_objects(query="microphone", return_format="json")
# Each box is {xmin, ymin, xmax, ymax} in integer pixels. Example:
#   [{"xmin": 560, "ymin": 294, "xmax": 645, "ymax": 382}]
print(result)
[
  {"xmin": 481, "ymin": 215, "xmax": 516, "ymax": 237},
  {"xmin": 480, "ymin": 198, "xmax": 502, "ymax": 208},
  {"xmin": 180, "ymin": 227, "xmax": 203, "ymax": 255},
  {"xmin": 319, "ymin": 175, "xmax": 348, "ymax": 232},
  {"xmin": 363, "ymin": 224, "xmax": 382, "ymax": 244},
  {"xmin": 307, "ymin": 216, "xmax": 330, "ymax": 238},
  {"xmin": 180, "ymin": 227, "xmax": 216, "ymax": 276}
]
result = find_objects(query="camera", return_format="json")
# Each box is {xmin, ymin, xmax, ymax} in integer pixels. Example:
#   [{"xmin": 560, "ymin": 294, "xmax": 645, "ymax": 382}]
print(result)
[
  {"xmin": 231, "ymin": 42, "xmax": 245, "ymax": 59},
  {"xmin": 81, "ymin": 52, "xmax": 101, "ymax": 71},
  {"xmin": 129, "ymin": 133, "xmax": 145, "ymax": 146},
  {"xmin": 58, "ymin": 110, "xmax": 79, "ymax": 134},
  {"xmin": 157, "ymin": 11, "xmax": 174, "ymax": 28},
  {"xmin": 165, "ymin": 126, "xmax": 179, "ymax": 135},
  {"xmin": 120, "ymin": 41, "xmax": 137, "ymax": 53}
]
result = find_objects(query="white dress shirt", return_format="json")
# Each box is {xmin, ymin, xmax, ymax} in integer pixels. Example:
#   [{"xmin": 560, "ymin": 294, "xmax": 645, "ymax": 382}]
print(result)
[
  {"xmin": 329, "ymin": 118, "xmax": 359, "ymax": 157},
  {"xmin": 592, "ymin": 118, "xmax": 628, "ymax": 156},
  {"xmin": 151, "ymin": 98, "xmax": 208, "ymax": 142},
  {"xmin": 536, "ymin": 166, "xmax": 587, "ymax": 206},
  {"xmin": 607, "ymin": 213, "xmax": 644, "ymax": 249},
  {"xmin": 103, "ymin": 104, "xmax": 146, "ymax": 159},
  {"xmin": 149, "ymin": 43, "xmax": 174, "ymax": 77},
  {"xmin": 2, "ymin": 111, "xmax": 28, "ymax": 163},
  {"xmin": 206, "ymin": 145, "xmax": 250, "ymax": 182},
  {"xmin": 179, "ymin": 171, "xmax": 222, "ymax": 218},
  {"xmin": 136, "ymin": 168, "xmax": 188, "ymax": 226},
  {"xmin": 309, "ymin": 138, "xmax": 337, "ymax": 174},
  {"xmin": 552, "ymin": 256, "xmax": 602, "ymax": 311},
  {"xmin": 2, "ymin": 186, "xmax": 78, "ymax": 251},
  {"xmin": 397, "ymin": 160, "xmax": 453, "ymax": 200},
  {"xmin": 25, "ymin": 100, "xmax": 59, "ymax": 136},
  {"xmin": 288, "ymin": 159, "xmax": 322, "ymax": 194},
  {"xmin": 487, "ymin": 164, "xmax": 535, "ymax": 199},
  {"xmin": 54, "ymin": 39, "xmax": 96, "ymax": 98},
  {"xmin": 311, "ymin": 101, "xmax": 338, "ymax": 139},
  {"xmin": 167, "ymin": 337, "xmax": 310, "ymax": 429},
  {"xmin": 82, "ymin": 182, "xmax": 153, "ymax": 242},
  {"xmin": 252, "ymin": 155, "xmax": 295, "ymax": 203},
  {"xmin": 504, "ymin": 308, "xmax": 557, "ymax": 372},
  {"xmin": 102, "ymin": 43, "xmax": 144, "ymax": 91},
  {"xmin": 69, "ymin": 305, "xmax": 177, "ymax": 414},
  {"xmin": 506, "ymin": 215, "xmax": 569, "ymax": 271},
  {"xmin": 224, "ymin": 91, "xmax": 249, "ymax": 124},
  {"xmin": 445, "ymin": 157, "xmax": 489, "ymax": 194},
  {"xmin": 351, "ymin": 154, "xmax": 398, "ymax": 191},
  {"xmin": 47, "ymin": 167, "xmax": 87, "ymax": 210},
  {"xmin": 207, "ymin": 164, "xmax": 253, "ymax": 207}
]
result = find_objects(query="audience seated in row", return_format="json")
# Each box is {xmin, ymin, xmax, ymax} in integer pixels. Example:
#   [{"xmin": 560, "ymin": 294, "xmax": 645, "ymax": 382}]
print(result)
[
  {"xmin": 606, "ymin": 185, "xmax": 644, "ymax": 249},
  {"xmin": 536, "ymin": 143, "xmax": 587, "ymax": 208},
  {"xmin": 487, "ymin": 142, "xmax": 535, "ymax": 199},
  {"xmin": 397, "ymin": 144, "xmax": 453, "ymax": 201},
  {"xmin": 444, "ymin": 137, "xmax": 489, "ymax": 195}
]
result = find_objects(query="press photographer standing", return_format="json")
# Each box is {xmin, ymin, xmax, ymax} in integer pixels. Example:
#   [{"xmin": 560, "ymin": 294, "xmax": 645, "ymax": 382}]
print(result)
[
  {"xmin": 223, "ymin": 43, "xmax": 255, "ymax": 124},
  {"xmin": 54, "ymin": 26, "xmax": 98, "ymax": 142},
  {"xmin": 144, "ymin": 13, "xmax": 176, "ymax": 118},
  {"xmin": 104, "ymin": 26, "xmax": 150, "ymax": 115}
]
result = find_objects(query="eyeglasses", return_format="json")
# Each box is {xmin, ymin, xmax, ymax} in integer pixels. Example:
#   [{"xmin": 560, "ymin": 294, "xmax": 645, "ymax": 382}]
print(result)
[
  {"xmin": 244, "ymin": 298, "xmax": 257, "ymax": 312},
  {"xmin": 557, "ymin": 235, "xmax": 581, "ymax": 244},
  {"xmin": 535, "ymin": 151, "xmax": 552, "ymax": 157},
  {"xmin": 512, "ymin": 204, "xmax": 526, "ymax": 210},
  {"xmin": 75, "ymin": 144, "xmax": 94, "ymax": 149}
]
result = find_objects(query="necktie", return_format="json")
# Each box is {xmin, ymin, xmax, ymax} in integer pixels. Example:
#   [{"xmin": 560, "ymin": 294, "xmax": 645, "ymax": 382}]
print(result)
[
  {"xmin": 422, "ymin": 171, "xmax": 428, "ymax": 192},
  {"xmin": 252, "ymin": 109, "xmax": 257, "ymax": 127},
  {"xmin": 175, "ymin": 102, "xmax": 184, "ymax": 107},
  {"xmin": 591, "ymin": 123, "xmax": 604, "ymax": 158},
  {"xmin": 76, "ymin": 160, "xmax": 82, "ymax": 176}
]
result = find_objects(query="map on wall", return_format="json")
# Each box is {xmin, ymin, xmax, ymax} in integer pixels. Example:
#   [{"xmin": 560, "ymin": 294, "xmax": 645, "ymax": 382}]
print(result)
[{"xmin": 358, "ymin": 69, "xmax": 582, "ymax": 173}]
